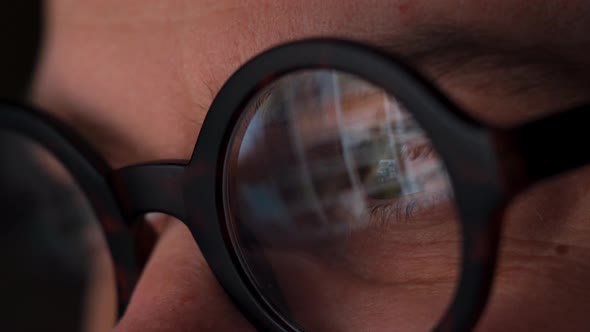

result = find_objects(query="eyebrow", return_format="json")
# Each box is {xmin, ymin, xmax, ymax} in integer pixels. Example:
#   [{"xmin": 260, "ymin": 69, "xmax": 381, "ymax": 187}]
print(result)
[{"xmin": 374, "ymin": 24, "xmax": 588, "ymax": 96}]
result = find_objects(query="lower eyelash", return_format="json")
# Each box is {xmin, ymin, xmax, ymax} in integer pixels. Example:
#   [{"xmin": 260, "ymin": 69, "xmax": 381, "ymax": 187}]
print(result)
[
  {"xmin": 367, "ymin": 191, "xmax": 453, "ymax": 227},
  {"xmin": 368, "ymin": 199, "xmax": 417, "ymax": 226}
]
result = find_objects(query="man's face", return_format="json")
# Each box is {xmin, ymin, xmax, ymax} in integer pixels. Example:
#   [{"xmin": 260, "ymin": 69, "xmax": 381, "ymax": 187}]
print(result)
[{"xmin": 32, "ymin": 0, "xmax": 590, "ymax": 331}]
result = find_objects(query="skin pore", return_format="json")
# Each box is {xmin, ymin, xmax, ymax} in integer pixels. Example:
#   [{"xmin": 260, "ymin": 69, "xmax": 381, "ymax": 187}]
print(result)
[{"xmin": 32, "ymin": 0, "xmax": 590, "ymax": 331}]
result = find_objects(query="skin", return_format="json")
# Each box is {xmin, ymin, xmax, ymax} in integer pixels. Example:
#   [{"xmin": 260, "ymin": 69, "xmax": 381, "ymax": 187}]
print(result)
[{"xmin": 32, "ymin": 0, "xmax": 590, "ymax": 331}]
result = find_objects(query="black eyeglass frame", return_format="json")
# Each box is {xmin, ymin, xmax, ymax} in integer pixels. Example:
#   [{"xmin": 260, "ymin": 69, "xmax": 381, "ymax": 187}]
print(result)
[{"xmin": 2, "ymin": 39, "xmax": 589, "ymax": 332}]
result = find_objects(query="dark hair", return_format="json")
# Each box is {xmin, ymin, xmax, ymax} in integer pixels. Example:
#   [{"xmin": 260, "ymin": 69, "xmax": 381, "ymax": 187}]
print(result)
[{"xmin": 0, "ymin": 1, "xmax": 43, "ymax": 100}]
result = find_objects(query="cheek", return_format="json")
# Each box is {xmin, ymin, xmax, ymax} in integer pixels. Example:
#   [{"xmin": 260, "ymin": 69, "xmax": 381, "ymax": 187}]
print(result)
[
  {"xmin": 248, "ymin": 224, "xmax": 461, "ymax": 332},
  {"xmin": 477, "ymin": 247, "xmax": 590, "ymax": 332},
  {"xmin": 476, "ymin": 168, "xmax": 590, "ymax": 332}
]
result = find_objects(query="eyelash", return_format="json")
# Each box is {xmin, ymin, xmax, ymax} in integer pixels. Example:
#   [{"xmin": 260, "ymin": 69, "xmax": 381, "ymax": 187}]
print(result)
[
  {"xmin": 369, "ymin": 199, "xmax": 418, "ymax": 225},
  {"xmin": 366, "ymin": 190, "xmax": 453, "ymax": 227},
  {"xmin": 248, "ymin": 81, "xmax": 453, "ymax": 229}
]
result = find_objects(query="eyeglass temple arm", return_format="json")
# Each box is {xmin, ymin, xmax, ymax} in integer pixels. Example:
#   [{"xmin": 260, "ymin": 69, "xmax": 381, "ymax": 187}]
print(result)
[
  {"xmin": 109, "ymin": 162, "xmax": 187, "ymax": 222},
  {"xmin": 498, "ymin": 103, "xmax": 590, "ymax": 193}
]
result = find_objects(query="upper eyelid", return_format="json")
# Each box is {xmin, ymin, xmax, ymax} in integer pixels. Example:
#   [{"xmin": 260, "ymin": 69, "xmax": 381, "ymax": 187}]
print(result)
[{"xmin": 375, "ymin": 24, "xmax": 588, "ymax": 105}]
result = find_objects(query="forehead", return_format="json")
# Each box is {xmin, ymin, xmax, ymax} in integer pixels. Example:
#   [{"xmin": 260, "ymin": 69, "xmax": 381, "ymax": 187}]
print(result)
[
  {"xmin": 35, "ymin": 0, "xmax": 590, "ymax": 165},
  {"xmin": 69, "ymin": 2, "xmax": 588, "ymax": 92},
  {"xmin": 88, "ymin": 0, "xmax": 588, "ymax": 93},
  {"xmin": 53, "ymin": 0, "xmax": 588, "ymax": 38},
  {"xmin": 45, "ymin": 0, "xmax": 590, "ymax": 85}
]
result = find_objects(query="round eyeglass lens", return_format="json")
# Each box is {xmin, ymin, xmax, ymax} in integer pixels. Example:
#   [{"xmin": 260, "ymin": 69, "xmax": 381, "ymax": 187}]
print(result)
[
  {"xmin": 0, "ymin": 131, "xmax": 117, "ymax": 332},
  {"xmin": 225, "ymin": 70, "xmax": 461, "ymax": 331}
]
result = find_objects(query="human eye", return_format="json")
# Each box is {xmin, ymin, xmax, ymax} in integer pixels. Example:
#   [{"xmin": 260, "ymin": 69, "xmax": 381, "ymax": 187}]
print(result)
[
  {"xmin": 232, "ymin": 70, "xmax": 456, "ymax": 232},
  {"xmin": 310, "ymin": 76, "xmax": 454, "ymax": 230},
  {"xmin": 225, "ymin": 69, "xmax": 462, "ymax": 331},
  {"xmin": 361, "ymin": 115, "xmax": 454, "ymax": 227}
]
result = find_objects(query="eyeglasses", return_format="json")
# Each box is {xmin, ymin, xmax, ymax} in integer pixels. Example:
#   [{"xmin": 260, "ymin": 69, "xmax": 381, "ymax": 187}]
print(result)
[{"xmin": 2, "ymin": 39, "xmax": 589, "ymax": 332}]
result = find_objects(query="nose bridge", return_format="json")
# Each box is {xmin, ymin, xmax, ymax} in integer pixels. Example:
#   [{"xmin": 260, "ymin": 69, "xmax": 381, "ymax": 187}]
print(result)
[{"xmin": 109, "ymin": 162, "xmax": 188, "ymax": 222}]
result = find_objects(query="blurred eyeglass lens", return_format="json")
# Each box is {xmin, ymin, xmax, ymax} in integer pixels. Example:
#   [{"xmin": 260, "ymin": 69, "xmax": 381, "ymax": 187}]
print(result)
[
  {"xmin": 225, "ymin": 70, "xmax": 461, "ymax": 331},
  {"xmin": 0, "ymin": 132, "xmax": 116, "ymax": 332}
]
